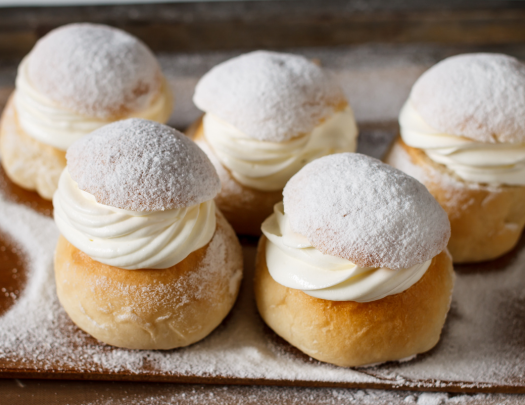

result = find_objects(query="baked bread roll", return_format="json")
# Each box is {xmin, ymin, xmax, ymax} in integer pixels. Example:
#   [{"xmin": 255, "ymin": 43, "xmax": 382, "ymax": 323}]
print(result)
[
  {"xmin": 0, "ymin": 23, "xmax": 173, "ymax": 200},
  {"xmin": 255, "ymin": 153, "xmax": 454, "ymax": 367},
  {"xmin": 385, "ymin": 53, "xmax": 525, "ymax": 263},
  {"xmin": 53, "ymin": 119, "xmax": 243, "ymax": 350},
  {"xmin": 191, "ymin": 51, "xmax": 359, "ymax": 235}
]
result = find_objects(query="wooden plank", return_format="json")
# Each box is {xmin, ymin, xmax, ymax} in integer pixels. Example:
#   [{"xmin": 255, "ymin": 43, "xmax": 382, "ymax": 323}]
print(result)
[
  {"xmin": 2, "ymin": 378, "xmax": 520, "ymax": 405},
  {"xmin": 0, "ymin": 2, "xmax": 525, "ymax": 57}
]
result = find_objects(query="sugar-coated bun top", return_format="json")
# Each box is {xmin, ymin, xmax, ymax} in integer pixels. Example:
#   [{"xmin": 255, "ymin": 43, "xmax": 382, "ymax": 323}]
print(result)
[
  {"xmin": 411, "ymin": 53, "xmax": 525, "ymax": 144},
  {"xmin": 283, "ymin": 153, "xmax": 450, "ymax": 270},
  {"xmin": 27, "ymin": 23, "xmax": 162, "ymax": 119},
  {"xmin": 193, "ymin": 50, "xmax": 347, "ymax": 143},
  {"xmin": 66, "ymin": 119, "xmax": 221, "ymax": 212}
]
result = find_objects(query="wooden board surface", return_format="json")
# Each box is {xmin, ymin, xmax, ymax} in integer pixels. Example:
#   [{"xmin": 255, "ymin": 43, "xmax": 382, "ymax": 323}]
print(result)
[
  {"xmin": 0, "ymin": 4, "xmax": 525, "ymax": 402},
  {"xmin": 1, "ymin": 124, "xmax": 525, "ymax": 394},
  {"xmin": 3, "ymin": 378, "xmax": 524, "ymax": 405},
  {"xmin": 1, "ymin": 1, "xmax": 525, "ymax": 58}
]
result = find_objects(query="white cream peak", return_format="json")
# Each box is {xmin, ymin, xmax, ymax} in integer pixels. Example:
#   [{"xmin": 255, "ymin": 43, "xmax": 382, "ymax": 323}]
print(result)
[
  {"xmin": 399, "ymin": 100, "xmax": 525, "ymax": 186},
  {"xmin": 261, "ymin": 203, "xmax": 431, "ymax": 302},
  {"xmin": 53, "ymin": 169, "xmax": 216, "ymax": 270},
  {"xmin": 202, "ymin": 107, "xmax": 358, "ymax": 191}
]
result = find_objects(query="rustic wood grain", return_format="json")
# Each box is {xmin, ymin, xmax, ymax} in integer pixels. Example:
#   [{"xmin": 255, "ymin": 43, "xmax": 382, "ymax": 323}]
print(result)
[
  {"xmin": 3, "ymin": 378, "xmax": 524, "ymax": 405},
  {"xmin": 0, "ymin": 1, "xmax": 525, "ymax": 57}
]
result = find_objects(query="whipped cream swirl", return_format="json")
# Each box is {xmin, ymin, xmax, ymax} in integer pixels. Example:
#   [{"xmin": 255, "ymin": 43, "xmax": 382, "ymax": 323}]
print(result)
[
  {"xmin": 399, "ymin": 101, "xmax": 525, "ymax": 186},
  {"xmin": 203, "ymin": 107, "xmax": 358, "ymax": 191},
  {"xmin": 14, "ymin": 57, "xmax": 173, "ymax": 151},
  {"xmin": 261, "ymin": 203, "xmax": 431, "ymax": 302},
  {"xmin": 53, "ymin": 169, "xmax": 216, "ymax": 270}
]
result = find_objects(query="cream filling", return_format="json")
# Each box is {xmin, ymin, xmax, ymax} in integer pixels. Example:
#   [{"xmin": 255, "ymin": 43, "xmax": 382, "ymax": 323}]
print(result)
[
  {"xmin": 261, "ymin": 203, "xmax": 431, "ymax": 302},
  {"xmin": 399, "ymin": 101, "xmax": 525, "ymax": 186},
  {"xmin": 14, "ymin": 56, "xmax": 173, "ymax": 151},
  {"xmin": 202, "ymin": 107, "xmax": 358, "ymax": 191},
  {"xmin": 53, "ymin": 169, "xmax": 216, "ymax": 270}
]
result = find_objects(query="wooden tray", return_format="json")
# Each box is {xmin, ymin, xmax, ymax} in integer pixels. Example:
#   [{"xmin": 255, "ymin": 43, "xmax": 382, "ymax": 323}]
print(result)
[
  {"xmin": 0, "ymin": 2, "xmax": 524, "ymax": 401},
  {"xmin": 1, "ymin": 122, "xmax": 525, "ymax": 394}
]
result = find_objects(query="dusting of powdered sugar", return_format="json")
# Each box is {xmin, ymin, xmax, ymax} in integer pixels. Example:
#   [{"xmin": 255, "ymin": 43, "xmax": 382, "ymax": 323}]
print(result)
[
  {"xmin": 410, "ymin": 53, "xmax": 525, "ymax": 144},
  {"xmin": 0, "ymin": 194, "xmax": 375, "ymax": 383},
  {"xmin": 1, "ymin": 155, "xmax": 525, "ymax": 389},
  {"xmin": 1, "ymin": 46, "xmax": 525, "ymax": 395},
  {"xmin": 193, "ymin": 50, "xmax": 347, "ymax": 142},
  {"xmin": 66, "ymin": 118, "xmax": 221, "ymax": 212},
  {"xmin": 27, "ymin": 23, "xmax": 161, "ymax": 119},
  {"xmin": 283, "ymin": 153, "xmax": 450, "ymax": 270}
]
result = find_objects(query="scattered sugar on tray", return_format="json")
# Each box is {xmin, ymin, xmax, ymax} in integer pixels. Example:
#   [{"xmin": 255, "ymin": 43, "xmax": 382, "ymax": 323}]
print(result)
[
  {"xmin": 1, "ymin": 132, "xmax": 525, "ymax": 388},
  {"xmin": 371, "ymin": 235, "xmax": 525, "ymax": 384},
  {"xmin": 2, "ymin": 45, "xmax": 521, "ymax": 388},
  {"xmin": 0, "ymin": 196, "xmax": 372, "ymax": 381},
  {"xmin": 27, "ymin": 23, "xmax": 161, "ymax": 119}
]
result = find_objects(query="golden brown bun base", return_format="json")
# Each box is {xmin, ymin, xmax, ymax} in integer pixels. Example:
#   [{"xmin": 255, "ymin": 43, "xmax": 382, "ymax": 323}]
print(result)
[
  {"xmin": 0, "ymin": 94, "xmax": 66, "ymax": 200},
  {"xmin": 54, "ymin": 211, "xmax": 243, "ymax": 350},
  {"xmin": 254, "ymin": 236, "xmax": 454, "ymax": 368},
  {"xmin": 385, "ymin": 137, "xmax": 525, "ymax": 263},
  {"xmin": 191, "ymin": 120, "xmax": 282, "ymax": 236}
]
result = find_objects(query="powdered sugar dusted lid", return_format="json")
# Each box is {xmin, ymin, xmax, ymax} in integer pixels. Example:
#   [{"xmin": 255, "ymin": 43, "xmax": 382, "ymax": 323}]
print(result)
[
  {"xmin": 193, "ymin": 50, "xmax": 347, "ymax": 142},
  {"xmin": 27, "ymin": 23, "xmax": 162, "ymax": 119},
  {"xmin": 411, "ymin": 53, "xmax": 525, "ymax": 144},
  {"xmin": 283, "ymin": 153, "xmax": 450, "ymax": 270},
  {"xmin": 66, "ymin": 119, "xmax": 221, "ymax": 212}
]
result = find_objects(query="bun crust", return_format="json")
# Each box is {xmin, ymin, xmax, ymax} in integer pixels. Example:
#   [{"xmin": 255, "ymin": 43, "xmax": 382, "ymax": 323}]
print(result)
[
  {"xmin": 0, "ymin": 94, "xmax": 65, "ymax": 200},
  {"xmin": 67, "ymin": 119, "xmax": 221, "ymax": 212},
  {"xmin": 385, "ymin": 137, "xmax": 525, "ymax": 263},
  {"xmin": 28, "ymin": 23, "xmax": 162, "ymax": 120},
  {"xmin": 254, "ymin": 237, "xmax": 454, "ymax": 367},
  {"xmin": 283, "ymin": 153, "xmax": 450, "ymax": 270},
  {"xmin": 193, "ymin": 50, "xmax": 346, "ymax": 143},
  {"xmin": 192, "ymin": 120, "xmax": 282, "ymax": 236},
  {"xmin": 54, "ymin": 211, "xmax": 243, "ymax": 350},
  {"xmin": 411, "ymin": 53, "xmax": 525, "ymax": 144}
]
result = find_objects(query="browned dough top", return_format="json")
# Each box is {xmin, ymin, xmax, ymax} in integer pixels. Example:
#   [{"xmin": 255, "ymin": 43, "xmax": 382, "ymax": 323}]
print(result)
[
  {"xmin": 67, "ymin": 119, "xmax": 221, "ymax": 211},
  {"xmin": 283, "ymin": 153, "xmax": 450, "ymax": 269}
]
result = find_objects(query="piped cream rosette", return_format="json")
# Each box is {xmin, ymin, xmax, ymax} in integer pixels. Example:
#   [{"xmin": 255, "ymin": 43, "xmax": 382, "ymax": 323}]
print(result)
[
  {"xmin": 203, "ymin": 107, "xmax": 358, "ymax": 191},
  {"xmin": 53, "ymin": 169, "xmax": 216, "ymax": 270},
  {"xmin": 262, "ymin": 202, "xmax": 430, "ymax": 302},
  {"xmin": 14, "ymin": 56, "xmax": 173, "ymax": 152},
  {"xmin": 399, "ymin": 101, "xmax": 525, "ymax": 186}
]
